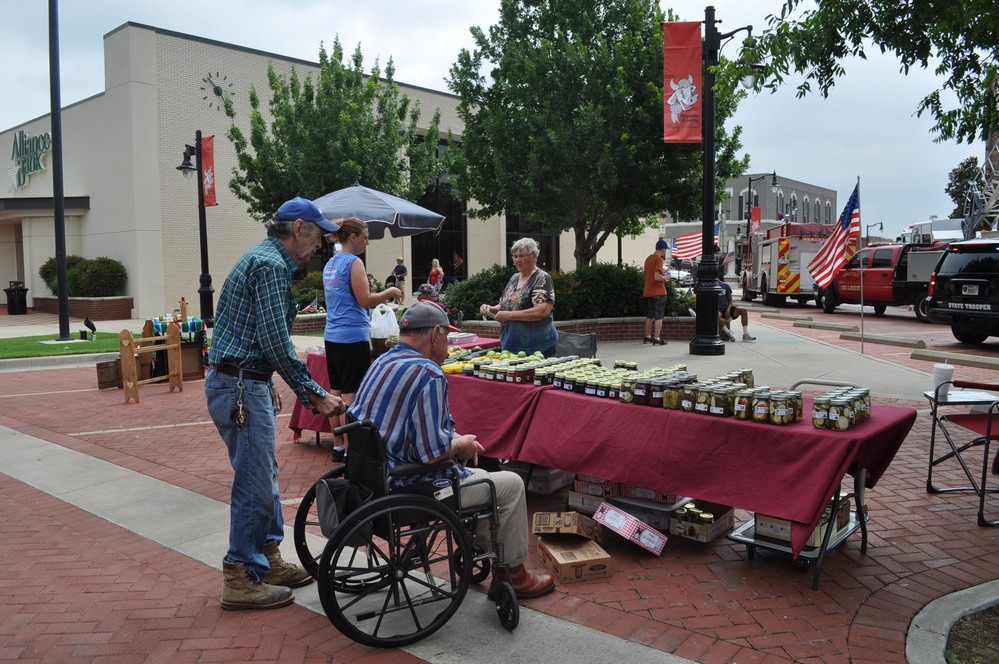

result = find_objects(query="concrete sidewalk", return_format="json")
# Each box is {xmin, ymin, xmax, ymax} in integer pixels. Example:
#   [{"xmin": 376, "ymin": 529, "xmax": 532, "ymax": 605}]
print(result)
[{"xmin": 1, "ymin": 308, "xmax": 997, "ymax": 662}]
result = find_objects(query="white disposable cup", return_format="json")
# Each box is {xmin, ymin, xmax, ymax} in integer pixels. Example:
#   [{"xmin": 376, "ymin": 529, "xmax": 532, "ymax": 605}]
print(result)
[{"xmin": 932, "ymin": 363, "xmax": 955, "ymax": 398}]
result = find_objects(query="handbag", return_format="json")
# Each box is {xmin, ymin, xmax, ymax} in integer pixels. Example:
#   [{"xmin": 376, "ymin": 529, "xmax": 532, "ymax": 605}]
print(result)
[{"xmin": 315, "ymin": 476, "xmax": 373, "ymax": 541}]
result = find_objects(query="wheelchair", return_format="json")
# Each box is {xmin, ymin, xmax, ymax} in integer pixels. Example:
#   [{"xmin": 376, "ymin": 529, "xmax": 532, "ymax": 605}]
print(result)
[{"xmin": 294, "ymin": 418, "xmax": 519, "ymax": 647}]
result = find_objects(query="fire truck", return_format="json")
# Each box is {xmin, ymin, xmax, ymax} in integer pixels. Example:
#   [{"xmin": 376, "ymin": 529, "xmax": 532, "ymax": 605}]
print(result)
[{"xmin": 738, "ymin": 223, "xmax": 833, "ymax": 306}]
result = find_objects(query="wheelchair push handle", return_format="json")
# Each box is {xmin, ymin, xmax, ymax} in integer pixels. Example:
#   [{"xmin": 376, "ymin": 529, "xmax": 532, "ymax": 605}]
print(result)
[{"xmin": 333, "ymin": 419, "xmax": 373, "ymax": 436}]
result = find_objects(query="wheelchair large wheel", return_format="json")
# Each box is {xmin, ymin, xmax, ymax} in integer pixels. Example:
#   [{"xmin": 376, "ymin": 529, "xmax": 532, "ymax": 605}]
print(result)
[
  {"xmin": 293, "ymin": 466, "xmax": 344, "ymax": 578},
  {"xmin": 317, "ymin": 494, "xmax": 473, "ymax": 648}
]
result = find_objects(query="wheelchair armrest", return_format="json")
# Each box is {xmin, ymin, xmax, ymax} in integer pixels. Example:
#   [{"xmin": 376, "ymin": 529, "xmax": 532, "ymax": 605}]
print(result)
[{"xmin": 389, "ymin": 458, "xmax": 460, "ymax": 479}]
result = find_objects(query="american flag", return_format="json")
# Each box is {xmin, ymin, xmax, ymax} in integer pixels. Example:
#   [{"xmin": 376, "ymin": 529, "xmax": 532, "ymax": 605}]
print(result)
[
  {"xmin": 807, "ymin": 182, "xmax": 861, "ymax": 289},
  {"xmin": 300, "ymin": 297, "xmax": 318, "ymax": 313},
  {"xmin": 452, "ymin": 250, "xmax": 464, "ymax": 269},
  {"xmin": 671, "ymin": 222, "xmax": 719, "ymax": 260}
]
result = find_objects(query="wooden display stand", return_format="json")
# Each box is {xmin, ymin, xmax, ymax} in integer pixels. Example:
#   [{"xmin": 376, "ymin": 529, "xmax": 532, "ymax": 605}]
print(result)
[{"xmin": 119, "ymin": 326, "xmax": 183, "ymax": 404}]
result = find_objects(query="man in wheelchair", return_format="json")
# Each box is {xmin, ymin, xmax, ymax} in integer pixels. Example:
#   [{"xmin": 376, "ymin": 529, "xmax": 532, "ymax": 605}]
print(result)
[{"xmin": 349, "ymin": 302, "xmax": 556, "ymax": 600}]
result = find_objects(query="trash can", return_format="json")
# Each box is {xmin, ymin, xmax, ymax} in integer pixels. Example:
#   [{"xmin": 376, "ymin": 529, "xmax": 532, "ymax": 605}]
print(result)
[{"xmin": 4, "ymin": 281, "xmax": 28, "ymax": 315}]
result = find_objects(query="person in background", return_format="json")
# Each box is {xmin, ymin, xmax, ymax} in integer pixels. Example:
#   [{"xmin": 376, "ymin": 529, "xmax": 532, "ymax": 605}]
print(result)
[
  {"xmin": 718, "ymin": 276, "xmax": 755, "ymax": 342},
  {"xmin": 478, "ymin": 237, "xmax": 557, "ymax": 356},
  {"xmin": 417, "ymin": 283, "xmax": 459, "ymax": 328},
  {"xmin": 323, "ymin": 217, "xmax": 402, "ymax": 461},
  {"xmin": 349, "ymin": 302, "xmax": 556, "ymax": 601},
  {"xmin": 642, "ymin": 239, "xmax": 669, "ymax": 346},
  {"xmin": 428, "ymin": 258, "xmax": 445, "ymax": 294},
  {"xmin": 392, "ymin": 257, "xmax": 408, "ymax": 295},
  {"xmin": 206, "ymin": 196, "xmax": 346, "ymax": 611}
]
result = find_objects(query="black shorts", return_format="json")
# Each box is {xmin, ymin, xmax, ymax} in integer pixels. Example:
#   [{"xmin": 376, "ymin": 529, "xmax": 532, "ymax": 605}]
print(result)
[
  {"xmin": 324, "ymin": 340, "xmax": 371, "ymax": 394},
  {"xmin": 645, "ymin": 295, "xmax": 667, "ymax": 320}
]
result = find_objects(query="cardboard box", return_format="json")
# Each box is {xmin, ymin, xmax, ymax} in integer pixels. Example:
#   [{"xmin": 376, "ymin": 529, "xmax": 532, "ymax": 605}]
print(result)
[
  {"xmin": 573, "ymin": 478, "xmax": 620, "ymax": 498},
  {"xmin": 754, "ymin": 498, "xmax": 852, "ymax": 549},
  {"xmin": 501, "ymin": 460, "xmax": 575, "ymax": 495},
  {"xmin": 567, "ymin": 490, "xmax": 605, "ymax": 515},
  {"xmin": 617, "ymin": 483, "xmax": 680, "ymax": 505},
  {"xmin": 592, "ymin": 501, "xmax": 668, "ymax": 556},
  {"xmin": 536, "ymin": 536, "xmax": 613, "ymax": 584},
  {"xmin": 668, "ymin": 500, "xmax": 735, "ymax": 543},
  {"xmin": 532, "ymin": 511, "xmax": 602, "ymax": 541}
]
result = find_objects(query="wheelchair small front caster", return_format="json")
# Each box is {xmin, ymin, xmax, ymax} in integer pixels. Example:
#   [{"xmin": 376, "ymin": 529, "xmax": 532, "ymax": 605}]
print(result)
[{"xmin": 496, "ymin": 581, "xmax": 519, "ymax": 631}]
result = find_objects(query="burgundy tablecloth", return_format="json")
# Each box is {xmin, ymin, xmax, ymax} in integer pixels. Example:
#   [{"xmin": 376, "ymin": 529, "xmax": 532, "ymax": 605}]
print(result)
[
  {"xmin": 513, "ymin": 389, "xmax": 915, "ymax": 555},
  {"xmin": 288, "ymin": 339, "xmax": 502, "ymax": 439},
  {"xmin": 446, "ymin": 378, "xmax": 917, "ymax": 556},
  {"xmin": 445, "ymin": 373, "xmax": 553, "ymax": 459}
]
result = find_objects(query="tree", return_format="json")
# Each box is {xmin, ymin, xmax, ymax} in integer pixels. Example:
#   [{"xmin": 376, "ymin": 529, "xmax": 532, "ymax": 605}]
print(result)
[
  {"xmin": 447, "ymin": 0, "xmax": 749, "ymax": 269},
  {"xmin": 945, "ymin": 156, "xmax": 985, "ymax": 218},
  {"xmin": 753, "ymin": 1, "xmax": 998, "ymax": 145},
  {"xmin": 225, "ymin": 38, "xmax": 444, "ymax": 221}
]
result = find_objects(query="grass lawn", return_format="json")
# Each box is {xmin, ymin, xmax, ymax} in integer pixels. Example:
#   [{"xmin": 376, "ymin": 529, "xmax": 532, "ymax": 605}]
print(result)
[{"xmin": 0, "ymin": 332, "xmax": 142, "ymax": 360}]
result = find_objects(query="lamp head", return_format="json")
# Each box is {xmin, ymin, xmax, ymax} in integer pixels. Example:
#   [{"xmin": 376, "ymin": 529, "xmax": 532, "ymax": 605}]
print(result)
[
  {"xmin": 769, "ymin": 171, "xmax": 779, "ymax": 193},
  {"xmin": 176, "ymin": 144, "xmax": 197, "ymax": 179}
]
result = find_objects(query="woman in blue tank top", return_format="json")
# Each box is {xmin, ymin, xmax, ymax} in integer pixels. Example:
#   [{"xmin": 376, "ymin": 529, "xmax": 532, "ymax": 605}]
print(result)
[{"xmin": 322, "ymin": 217, "xmax": 402, "ymax": 457}]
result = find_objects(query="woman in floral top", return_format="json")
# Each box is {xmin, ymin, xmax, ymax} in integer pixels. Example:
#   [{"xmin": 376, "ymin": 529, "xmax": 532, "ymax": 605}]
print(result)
[{"xmin": 479, "ymin": 237, "xmax": 558, "ymax": 356}]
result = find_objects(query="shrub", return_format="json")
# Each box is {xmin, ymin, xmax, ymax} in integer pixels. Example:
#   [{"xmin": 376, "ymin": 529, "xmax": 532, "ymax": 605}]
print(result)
[
  {"xmin": 443, "ymin": 264, "xmax": 516, "ymax": 322},
  {"xmin": 39, "ymin": 255, "xmax": 86, "ymax": 295},
  {"xmin": 74, "ymin": 257, "xmax": 127, "ymax": 296},
  {"xmin": 446, "ymin": 261, "xmax": 693, "ymax": 321},
  {"xmin": 38, "ymin": 255, "xmax": 125, "ymax": 296},
  {"xmin": 291, "ymin": 271, "xmax": 325, "ymax": 310}
]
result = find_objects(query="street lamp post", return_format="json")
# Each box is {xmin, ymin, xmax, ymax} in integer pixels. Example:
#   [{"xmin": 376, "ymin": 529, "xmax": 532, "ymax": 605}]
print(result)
[
  {"xmin": 690, "ymin": 6, "xmax": 757, "ymax": 356},
  {"xmin": 176, "ymin": 130, "xmax": 214, "ymax": 325}
]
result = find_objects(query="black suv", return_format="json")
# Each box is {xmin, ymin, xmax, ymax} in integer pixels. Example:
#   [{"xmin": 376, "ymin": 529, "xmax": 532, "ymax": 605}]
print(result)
[{"xmin": 926, "ymin": 239, "xmax": 999, "ymax": 344}]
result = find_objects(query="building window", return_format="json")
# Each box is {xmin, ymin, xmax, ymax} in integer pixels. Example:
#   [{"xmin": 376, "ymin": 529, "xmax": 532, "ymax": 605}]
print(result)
[
  {"xmin": 826, "ymin": 202, "xmax": 832, "ymax": 223},
  {"xmin": 506, "ymin": 215, "xmax": 560, "ymax": 271},
  {"xmin": 738, "ymin": 193, "xmax": 746, "ymax": 222},
  {"xmin": 803, "ymin": 196, "xmax": 810, "ymax": 222},
  {"xmin": 814, "ymin": 199, "xmax": 821, "ymax": 224},
  {"xmin": 777, "ymin": 192, "xmax": 785, "ymax": 219}
]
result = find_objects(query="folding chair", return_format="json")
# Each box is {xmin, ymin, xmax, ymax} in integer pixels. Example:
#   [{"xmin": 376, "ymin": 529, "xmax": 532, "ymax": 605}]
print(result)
[
  {"xmin": 925, "ymin": 380, "xmax": 999, "ymax": 527},
  {"xmin": 554, "ymin": 331, "xmax": 598, "ymax": 358}
]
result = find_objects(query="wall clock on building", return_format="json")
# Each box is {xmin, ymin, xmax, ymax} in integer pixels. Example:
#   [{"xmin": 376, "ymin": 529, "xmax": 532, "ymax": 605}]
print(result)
[{"xmin": 201, "ymin": 72, "xmax": 233, "ymax": 111}]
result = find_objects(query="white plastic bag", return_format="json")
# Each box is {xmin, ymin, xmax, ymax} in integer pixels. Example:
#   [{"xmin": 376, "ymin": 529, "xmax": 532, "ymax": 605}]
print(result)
[{"xmin": 370, "ymin": 303, "xmax": 400, "ymax": 339}]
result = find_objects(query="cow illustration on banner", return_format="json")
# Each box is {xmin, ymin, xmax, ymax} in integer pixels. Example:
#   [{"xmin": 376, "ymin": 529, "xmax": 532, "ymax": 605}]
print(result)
[{"xmin": 663, "ymin": 22, "xmax": 703, "ymax": 143}]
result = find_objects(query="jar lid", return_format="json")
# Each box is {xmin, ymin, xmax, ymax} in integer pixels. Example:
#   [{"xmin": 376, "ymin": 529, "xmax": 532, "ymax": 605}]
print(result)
[{"xmin": 698, "ymin": 512, "xmax": 714, "ymax": 521}]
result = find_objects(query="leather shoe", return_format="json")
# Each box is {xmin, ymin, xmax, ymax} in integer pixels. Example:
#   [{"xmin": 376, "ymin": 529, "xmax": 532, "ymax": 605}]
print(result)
[{"xmin": 487, "ymin": 563, "xmax": 556, "ymax": 601}]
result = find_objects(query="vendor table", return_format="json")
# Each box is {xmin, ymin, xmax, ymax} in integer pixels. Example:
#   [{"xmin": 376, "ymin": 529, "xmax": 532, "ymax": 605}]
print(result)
[
  {"xmin": 445, "ymin": 374, "xmax": 916, "ymax": 560},
  {"xmin": 289, "ymin": 337, "xmax": 501, "ymax": 441}
]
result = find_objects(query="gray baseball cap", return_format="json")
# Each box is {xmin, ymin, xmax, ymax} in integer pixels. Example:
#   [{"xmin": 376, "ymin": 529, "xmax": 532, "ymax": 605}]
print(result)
[{"xmin": 400, "ymin": 302, "xmax": 459, "ymax": 331}]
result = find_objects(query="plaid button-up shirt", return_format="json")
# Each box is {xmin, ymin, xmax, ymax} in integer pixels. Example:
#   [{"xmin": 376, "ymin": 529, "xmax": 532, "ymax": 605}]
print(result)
[{"xmin": 208, "ymin": 236, "xmax": 327, "ymax": 405}]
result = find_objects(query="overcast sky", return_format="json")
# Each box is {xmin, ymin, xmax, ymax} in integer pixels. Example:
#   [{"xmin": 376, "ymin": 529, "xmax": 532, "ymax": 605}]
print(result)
[{"xmin": 1, "ymin": 0, "xmax": 983, "ymax": 240}]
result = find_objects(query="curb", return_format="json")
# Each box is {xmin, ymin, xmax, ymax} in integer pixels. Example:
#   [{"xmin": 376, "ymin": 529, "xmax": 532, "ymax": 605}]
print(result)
[{"xmin": 907, "ymin": 579, "xmax": 999, "ymax": 664}]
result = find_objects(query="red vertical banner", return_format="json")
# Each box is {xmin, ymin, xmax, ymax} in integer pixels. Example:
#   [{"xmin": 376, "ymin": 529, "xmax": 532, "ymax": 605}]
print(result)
[
  {"xmin": 751, "ymin": 206, "xmax": 762, "ymax": 233},
  {"xmin": 663, "ymin": 22, "xmax": 703, "ymax": 143},
  {"xmin": 202, "ymin": 135, "xmax": 218, "ymax": 207}
]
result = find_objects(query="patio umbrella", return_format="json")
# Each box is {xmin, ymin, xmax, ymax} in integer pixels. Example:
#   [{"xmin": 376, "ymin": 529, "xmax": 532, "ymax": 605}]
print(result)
[{"xmin": 313, "ymin": 183, "xmax": 445, "ymax": 239}]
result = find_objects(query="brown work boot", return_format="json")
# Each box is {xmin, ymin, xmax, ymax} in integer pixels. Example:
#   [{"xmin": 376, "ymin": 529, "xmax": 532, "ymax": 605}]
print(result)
[
  {"xmin": 487, "ymin": 563, "xmax": 556, "ymax": 601},
  {"xmin": 221, "ymin": 559, "xmax": 294, "ymax": 610},
  {"xmin": 262, "ymin": 541, "xmax": 313, "ymax": 588}
]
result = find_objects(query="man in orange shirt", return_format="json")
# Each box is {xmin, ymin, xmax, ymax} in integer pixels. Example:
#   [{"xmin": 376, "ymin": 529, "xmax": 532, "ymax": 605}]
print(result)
[{"xmin": 642, "ymin": 239, "xmax": 669, "ymax": 345}]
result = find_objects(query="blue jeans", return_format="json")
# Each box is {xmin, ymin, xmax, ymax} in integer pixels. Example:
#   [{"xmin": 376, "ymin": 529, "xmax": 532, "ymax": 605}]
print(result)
[{"xmin": 205, "ymin": 368, "xmax": 282, "ymax": 580}]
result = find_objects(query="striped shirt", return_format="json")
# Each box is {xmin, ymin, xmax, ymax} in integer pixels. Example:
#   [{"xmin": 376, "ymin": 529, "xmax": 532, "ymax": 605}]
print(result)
[
  {"xmin": 208, "ymin": 236, "xmax": 328, "ymax": 405},
  {"xmin": 349, "ymin": 342, "xmax": 472, "ymax": 485}
]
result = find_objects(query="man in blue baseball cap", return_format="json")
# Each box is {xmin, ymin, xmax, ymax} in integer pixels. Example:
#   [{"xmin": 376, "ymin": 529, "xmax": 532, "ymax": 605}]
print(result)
[{"xmin": 207, "ymin": 196, "xmax": 345, "ymax": 610}]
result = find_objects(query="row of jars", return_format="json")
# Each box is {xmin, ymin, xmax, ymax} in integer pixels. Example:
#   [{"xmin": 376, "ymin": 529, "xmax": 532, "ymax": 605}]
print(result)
[
  {"xmin": 742, "ymin": 388, "xmax": 805, "ymax": 424},
  {"xmin": 811, "ymin": 387, "xmax": 872, "ymax": 431},
  {"xmin": 553, "ymin": 366, "xmax": 693, "ymax": 400},
  {"xmin": 472, "ymin": 354, "xmax": 591, "ymax": 383}
]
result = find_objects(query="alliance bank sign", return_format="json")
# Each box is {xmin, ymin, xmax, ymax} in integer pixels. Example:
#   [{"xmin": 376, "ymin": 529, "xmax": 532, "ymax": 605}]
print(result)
[{"xmin": 9, "ymin": 129, "xmax": 52, "ymax": 189}]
